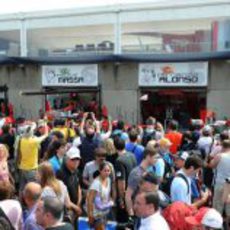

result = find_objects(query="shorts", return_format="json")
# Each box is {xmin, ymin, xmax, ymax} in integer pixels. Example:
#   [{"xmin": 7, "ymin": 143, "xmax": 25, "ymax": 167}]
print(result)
[{"xmin": 213, "ymin": 185, "xmax": 225, "ymax": 214}]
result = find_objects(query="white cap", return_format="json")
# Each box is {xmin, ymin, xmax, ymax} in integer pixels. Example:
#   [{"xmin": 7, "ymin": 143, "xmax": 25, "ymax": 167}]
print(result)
[
  {"xmin": 202, "ymin": 209, "xmax": 223, "ymax": 229},
  {"xmin": 66, "ymin": 146, "xmax": 81, "ymax": 159}
]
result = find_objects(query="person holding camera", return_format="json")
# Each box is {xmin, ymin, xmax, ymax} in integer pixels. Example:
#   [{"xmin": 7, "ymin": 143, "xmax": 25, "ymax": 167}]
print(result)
[{"xmin": 79, "ymin": 112, "xmax": 102, "ymax": 169}]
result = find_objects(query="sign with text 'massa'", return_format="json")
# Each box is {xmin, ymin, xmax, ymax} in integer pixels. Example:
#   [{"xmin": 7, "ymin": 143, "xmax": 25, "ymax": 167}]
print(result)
[
  {"xmin": 139, "ymin": 62, "xmax": 208, "ymax": 87},
  {"xmin": 42, "ymin": 65, "xmax": 98, "ymax": 87}
]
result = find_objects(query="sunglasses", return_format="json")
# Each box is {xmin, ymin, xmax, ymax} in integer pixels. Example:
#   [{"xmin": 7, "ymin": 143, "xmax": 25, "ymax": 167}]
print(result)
[{"xmin": 70, "ymin": 158, "xmax": 80, "ymax": 161}]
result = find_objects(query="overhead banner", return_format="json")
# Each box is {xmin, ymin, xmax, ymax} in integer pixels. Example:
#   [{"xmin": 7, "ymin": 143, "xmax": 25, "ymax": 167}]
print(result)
[
  {"xmin": 139, "ymin": 62, "xmax": 208, "ymax": 87},
  {"xmin": 42, "ymin": 64, "xmax": 98, "ymax": 87}
]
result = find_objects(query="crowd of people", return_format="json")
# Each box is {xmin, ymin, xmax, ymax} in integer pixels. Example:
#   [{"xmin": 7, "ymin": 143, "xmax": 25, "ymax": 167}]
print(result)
[{"xmin": 0, "ymin": 111, "xmax": 229, "ymax": 230}]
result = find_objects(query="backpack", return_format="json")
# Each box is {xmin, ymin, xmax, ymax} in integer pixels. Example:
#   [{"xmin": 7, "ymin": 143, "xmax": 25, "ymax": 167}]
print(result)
[
  {"xmin": 160, "ymin": 173, "xmax": 190, "ymax": 197},
  {"xmin": 141, "ymin": 130, "xmax": 156, "ymax": 147}
]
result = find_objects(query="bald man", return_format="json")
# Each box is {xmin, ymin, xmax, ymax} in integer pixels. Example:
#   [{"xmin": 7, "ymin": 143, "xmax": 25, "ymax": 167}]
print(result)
[{"xmin": 23, "ymin": 182, "xmax": 43, "ymax": 230}]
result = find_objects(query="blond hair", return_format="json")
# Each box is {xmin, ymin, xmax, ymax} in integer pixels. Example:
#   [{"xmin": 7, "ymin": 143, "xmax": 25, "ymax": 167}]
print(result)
[
  {"xmin": 38, "ymin": 162, "xmax": 61, "ymax": 196},
  {"xmin": 103, "ymin": 138, "xmax": 116, "ymax": 155},
  {"xmin": 0, "ymin": 144, "xmax": 9, "ymax": 161}
]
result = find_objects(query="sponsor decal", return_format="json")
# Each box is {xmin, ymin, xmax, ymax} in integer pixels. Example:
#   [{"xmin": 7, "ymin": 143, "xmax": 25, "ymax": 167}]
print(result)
[
  {"xmin": 42, "ymin": 65, "xmax": 98, "ymax": 86},
  {"xmin": 139, "ymin": 62, "xmax": 208, "ymax": 87}
]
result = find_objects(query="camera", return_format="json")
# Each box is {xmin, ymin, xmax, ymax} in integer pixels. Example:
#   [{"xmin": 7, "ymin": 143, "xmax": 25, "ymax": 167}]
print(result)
[{"xmin": 116, "ymin": 216, "xmax": 136, "ymax": 230}]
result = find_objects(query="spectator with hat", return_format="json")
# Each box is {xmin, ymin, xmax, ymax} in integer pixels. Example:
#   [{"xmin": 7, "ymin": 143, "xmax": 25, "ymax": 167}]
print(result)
[
  {"xmin": 197, "ymin": 125, "xmax": 214, "ymax": 160},
  {"xmin": 134, "ymin": 172, "xmax": 171, "ymax": 210},
  {"xmin": 152, "ymin": 138, "xmax": 174, "ymax": 183},
  {"xmin": 170, "ymin": 156, "xmax": 210, "ymax": 208},
  {"xmin": 174, "ymin": 151, "xmax": 189, "ymax": 170},
  {"xmin": 185, "ymin": 207, "xmax": 223, "ymax": 230},
  {"xmin": 57, "ymin": 146, "xmax": 82, "ymax": 225}
]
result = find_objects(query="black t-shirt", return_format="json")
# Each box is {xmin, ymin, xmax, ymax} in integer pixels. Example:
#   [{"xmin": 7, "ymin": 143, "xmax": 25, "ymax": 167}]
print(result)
[
  {"xmin": 46, "ymin": 223, "xmax": 74, "ymax": 230},
  {"xmin": 114, "ymin": 152, "xmax": 137, "ymax": 186},
  {"xmin": 56, "ymin": 163, "xmax": 80, "ymax": 204},
  {"xmin": 106, "ymin": 153, "xmax": 118, "ymax": 166}
]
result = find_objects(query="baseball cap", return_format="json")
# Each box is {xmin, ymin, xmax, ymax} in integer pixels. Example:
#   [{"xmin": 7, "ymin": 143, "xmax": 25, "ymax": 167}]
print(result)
[
  {"xmin": 185, "ymin": 207, "xmax": 223, "ymax": 229},
  {"xmin": 66, "ymin": 146, "xmax": 81, "ymax": 159},
  {"xmin": 175, "ymin": 151, "xmax": 189, "ymax": 161},
  {"xmin": 158, "ymin": 138, "xmax": 172, "ymax": 147}
]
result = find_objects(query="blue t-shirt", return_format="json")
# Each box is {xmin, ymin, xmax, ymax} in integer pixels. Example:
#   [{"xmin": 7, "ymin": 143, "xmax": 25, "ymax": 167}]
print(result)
[
  {"xmin": 125, "ymin": 142, "xmax": 144, "ymax": 165},
  {"xmin": 49, "ymin": 156, "xmax": 62, "ymax": 174},
  {"xmin": 151, "ymin": 158, "xmax": 165, "ymax": 178}
]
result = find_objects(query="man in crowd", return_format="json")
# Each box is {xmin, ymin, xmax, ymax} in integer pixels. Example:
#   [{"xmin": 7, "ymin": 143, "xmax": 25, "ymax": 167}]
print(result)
[
  {"xmin": 133, "ymin": 192, "xmax": 169, "ymax": 230},
  {"xmin": 165, "ymin": 120, "xmax": 182, "ymax": 154},
  {"xmin": 23, "ymin": 182, "xmax": 42, "ymax": 230},
  {"xmin": 57, "ymin": 146, "xmax": 82, "ymax": 225},
  {"xmin": 114, "ymin": 137, "xmax": 137, "ymax": 225},
  {"xmin": 209, "ymin": 139, "xmax": 230, "ymax": 215},
  {"xmin": 125, "ymin": 128, "xmax": 144, "ymax": 165},
  {"xmin": 79, "ymin": 113, "xmax": 101, "ymax": 169},
  {"xmin": 83, "ymin": 147, "xmax": 115, "ymax": 188},
  {"xmin": 170, "ymin": 156, "xmax": 209, "ymax": 208},
  {"xmin": 16, "ymin": 122, "xmax": 48, "ymax": 191},
  {"xmin": 141, "ymin": 117, "xmax": 157, "ymax": 147},
  {"xmin": 36, "ymin": 197, "xmax": 73, "ymax": 230},
  {"xmin": 125, "ymin": 148, "xmax": 159, "ymax": 216}
]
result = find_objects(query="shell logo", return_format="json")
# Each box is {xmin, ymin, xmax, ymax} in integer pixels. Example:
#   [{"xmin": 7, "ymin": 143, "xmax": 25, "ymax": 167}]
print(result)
[{"xmin": 161, "ymin": 66, "xmax": 174, "ymax": 74}]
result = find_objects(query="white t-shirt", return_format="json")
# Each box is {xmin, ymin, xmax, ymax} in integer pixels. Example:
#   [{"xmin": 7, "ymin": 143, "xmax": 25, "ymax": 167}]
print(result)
[
  {"xmin": 197, "ymin": 136, "xmax": 213, "ymax": 156},
  {"xmin": 41, "ymin": 180, "xmax": 68, "ymax": 204},
  {"xmin": 0, "ymin": 200, "xmax": 23, "ymax": 230},
  {"xmin": 140, "ymin": 211, "xmax": 170, "ymax": 230},
  {"xmin": 83, "ymin": 160, "xmax": 115, "ymax": 186},
  {"xmin": 90, "ymin": 177, "xmax": 111, "ymax": 217}
]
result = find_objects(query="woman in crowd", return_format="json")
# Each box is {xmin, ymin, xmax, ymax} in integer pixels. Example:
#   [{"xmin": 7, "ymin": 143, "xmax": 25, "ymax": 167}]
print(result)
[
  {"xmin": 87, "ymin": 162, "xmax": 114, "ymax": 230},
  {"xmin": 37, "ymin": 162, "xmax": 81, "ymax": 216},
  {"xmin": 44, "ymin": 139, "xmax": 67, "ymax": 174},
  {"xmin": 0, "ymin": 144, "xmax": 11, "ymax": 183},
  {"xmin": 103, "ymin": 138, "xmax": 117, "ymax": 166},
  {"xmin": 0, "ymin": 181, "xmax": 22, "ymax": 230}
]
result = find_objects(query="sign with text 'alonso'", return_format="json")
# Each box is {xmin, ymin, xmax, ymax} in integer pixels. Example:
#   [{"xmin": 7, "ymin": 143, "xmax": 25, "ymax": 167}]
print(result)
[
  {"xmin": 42, "ymin": 65, "xmax": 98, "ymax": 87},
  {"xmin": 139, "ymin": 62, "xmax": 208, "ymax": 87}
]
